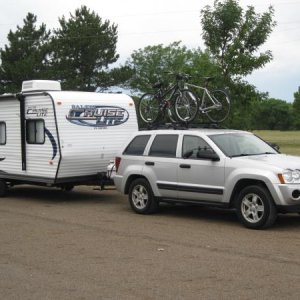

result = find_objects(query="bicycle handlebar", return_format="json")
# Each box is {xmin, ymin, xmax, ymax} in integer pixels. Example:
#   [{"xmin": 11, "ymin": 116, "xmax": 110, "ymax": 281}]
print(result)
[{"xmin": 163, "ymin": 71, "xmax": 192, "ymax": 81}]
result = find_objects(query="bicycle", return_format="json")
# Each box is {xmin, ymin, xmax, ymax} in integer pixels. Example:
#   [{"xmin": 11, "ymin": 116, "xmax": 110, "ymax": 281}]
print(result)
[
  {"xmin": 175, "ymin": 76, "xmax": 231, "ymax": 123},
  {"xmin": 138, "ymin": 73, "xmax": 198, "ymax": 124}
]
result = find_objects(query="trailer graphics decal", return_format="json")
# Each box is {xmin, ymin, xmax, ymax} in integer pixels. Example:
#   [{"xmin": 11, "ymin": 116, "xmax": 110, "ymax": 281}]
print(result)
[
  {"xmin": 27, "ymin": 107, "xmax": 48, "ymax": 117},
  {"xmin": 45, "ymin": 128, "xmax": 58, "ymax": 160},
  {"xmin": 66, "ymin": 105, "xmax": 129, "ymax": 127}
]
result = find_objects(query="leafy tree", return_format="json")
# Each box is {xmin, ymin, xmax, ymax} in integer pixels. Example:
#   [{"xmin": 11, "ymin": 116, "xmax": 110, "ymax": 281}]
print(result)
[
  {"xmin": 125, "ymin": 41, "xmax": 219, "ymax": 93},
  {"xmin": 200, "ymin": 0, "xmax": 276, "ymax": 83},
  {"xmin": 226, "ymin": 80, "xmax": 267, "ymax": 129},
  {"xmin": 0, "ymin": 13, "xmax": 51, "ymax": 93},
  {"xmin": 252, "ymin": 98, "xmax": 293, "ymax": 130},
  {"xmin": 50, "ymin": 6, "xmax": 119, "ymax": 91},
  {"xmin": 293, "ymin": 87, "xmax": 300, "ymax": 129}
]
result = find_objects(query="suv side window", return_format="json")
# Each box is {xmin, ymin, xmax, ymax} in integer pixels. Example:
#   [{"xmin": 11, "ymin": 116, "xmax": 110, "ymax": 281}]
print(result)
[
  {"xmin": 123, "ymin": 135, "xmax": 150, "ymax": 155},
  {"xmin": 149, "ymin": 134, "xmax": 178, "ymax": 158},
  {"xmin": 182, "ymin": 135, "xmax": 213, "ymax": 159}
]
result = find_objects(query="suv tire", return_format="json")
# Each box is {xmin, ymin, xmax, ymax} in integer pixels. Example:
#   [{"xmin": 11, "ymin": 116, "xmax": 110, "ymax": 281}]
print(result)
[
  {"xmin": 128, "ymin": 178, "xmax": 158, "ymax": 214},
  {"xmin": 235, "ymin": 185, "xmax": 277, "ymax": 229}
]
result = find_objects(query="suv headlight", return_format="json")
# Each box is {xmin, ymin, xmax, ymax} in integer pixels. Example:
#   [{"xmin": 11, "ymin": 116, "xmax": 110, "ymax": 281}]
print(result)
[{"xmin": 279, "ymin": 169, "xmax": 300, "ymax": 184}]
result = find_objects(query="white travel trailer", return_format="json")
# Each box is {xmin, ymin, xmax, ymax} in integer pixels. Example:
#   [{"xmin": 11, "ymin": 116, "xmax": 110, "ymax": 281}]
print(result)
[{"xmin": 0, "ymin": 80, "xmax": 138, "ymax": 195}]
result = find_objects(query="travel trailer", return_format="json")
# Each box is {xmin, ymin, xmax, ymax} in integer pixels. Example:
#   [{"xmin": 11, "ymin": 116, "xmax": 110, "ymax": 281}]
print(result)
[{"xmin": 0, "ymin": 80, "xmax": 138, "ymax": 196}]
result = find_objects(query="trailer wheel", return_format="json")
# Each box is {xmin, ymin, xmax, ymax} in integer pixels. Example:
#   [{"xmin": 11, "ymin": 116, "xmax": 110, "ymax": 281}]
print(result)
[{"xmin": 0, "ymin": 180, "xmax": 7, "ymax": 197}]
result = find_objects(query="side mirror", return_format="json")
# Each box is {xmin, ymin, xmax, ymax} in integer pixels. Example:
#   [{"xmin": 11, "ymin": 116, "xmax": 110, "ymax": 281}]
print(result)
[
  {"xmin": 196, "ymin": 150, "xmax": 220, "ymax": 161},
  {"xmin": 183, "ymin": 150, "xmax": 193, "ymax": 159}
]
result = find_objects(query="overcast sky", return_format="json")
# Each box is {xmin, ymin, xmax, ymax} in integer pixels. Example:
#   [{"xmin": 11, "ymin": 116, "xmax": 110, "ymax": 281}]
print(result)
[{"xmin": 0, "ymin": 0, "xmax": 299, "ymax": 102}]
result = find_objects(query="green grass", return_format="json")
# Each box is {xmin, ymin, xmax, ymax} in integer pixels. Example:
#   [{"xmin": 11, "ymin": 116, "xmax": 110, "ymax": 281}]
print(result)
[{"xmin": 253, "ymin": 130, "xmax": 300, "ymax": 156}]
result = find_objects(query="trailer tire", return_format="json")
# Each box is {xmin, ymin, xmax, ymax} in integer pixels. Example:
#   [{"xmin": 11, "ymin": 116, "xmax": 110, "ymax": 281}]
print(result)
[{"xmin": 0, "ymin": 180, "xmax": 7, "ymax": 197}]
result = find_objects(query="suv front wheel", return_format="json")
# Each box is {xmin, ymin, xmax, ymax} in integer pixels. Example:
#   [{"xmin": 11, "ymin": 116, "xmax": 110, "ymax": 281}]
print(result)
[
  {"xmin": 235, "ymin": 185, "xmax": 277, "ymax": 229},
  {"xmin": 128, "ymin": 178, "xmax": 158, "ymax": 214}
]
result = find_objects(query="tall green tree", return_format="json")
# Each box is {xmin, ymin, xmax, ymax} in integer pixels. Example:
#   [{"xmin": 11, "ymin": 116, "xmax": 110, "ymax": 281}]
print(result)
[
  {"xmin": 125, "ymin": 41, "xmax": 219, "ymax": 93},
  {"xmin": 293, "ymin": 87, "xmax": 300, "ymax": 129},
  {"xmin": 50, "ymin": 6, "xmax": 119, "ymax": 91},
  {"xmin": 251, "ymin": 98, "xmax": 293, "ymax": 130},
  {"xmin": 201, "ymin": 0, "xmax": 276, "ymax": 83},
  {"xmin": 0, "ymin": 13, "xmax": 51, "ymax": 93},
  {"xmin": 200, "ymin": 0, "xmax": 276, "ymax": 129}
]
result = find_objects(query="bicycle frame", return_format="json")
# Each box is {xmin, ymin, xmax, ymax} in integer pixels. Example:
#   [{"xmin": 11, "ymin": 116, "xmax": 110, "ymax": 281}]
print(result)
[
  {"xmin": 155, "ymin": 82, "xmax": 181, "ymax": 110},
  {"xmin": 185, "ymin": 83, "xmax": 221, "ymax": 113}
]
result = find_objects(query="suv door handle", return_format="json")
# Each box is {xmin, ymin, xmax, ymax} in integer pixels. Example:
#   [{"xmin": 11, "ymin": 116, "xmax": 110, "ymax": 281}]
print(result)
[
  {"xmin": 145, "ymin": 161, "xmax": 155, "ymax": 166},
  {"xmin": 180, "ymin": 164, "xmax": 191, "ymax": 169}
]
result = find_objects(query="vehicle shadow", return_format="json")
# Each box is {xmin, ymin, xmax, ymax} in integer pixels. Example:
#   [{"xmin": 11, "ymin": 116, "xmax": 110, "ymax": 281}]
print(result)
[
  {"xmin": 157, "ymin": 203, "xmax": 300, "ymax": 230},
  {"xmin": 158, "ymin": 203, "xmax": 238, "ymax": 226}
]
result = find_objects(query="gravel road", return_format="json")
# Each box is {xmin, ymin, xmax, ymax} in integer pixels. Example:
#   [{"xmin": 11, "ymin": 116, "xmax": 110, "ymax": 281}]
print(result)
[{"xmin": 1, "ymin": 185, "xmax": 300, "ymax": 299}]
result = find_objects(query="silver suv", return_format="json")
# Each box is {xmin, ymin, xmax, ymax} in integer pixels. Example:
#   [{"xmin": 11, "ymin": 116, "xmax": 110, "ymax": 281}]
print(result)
[{"xmin": 114, "ymin": 129, "xmax": 300, "ymax": 229}]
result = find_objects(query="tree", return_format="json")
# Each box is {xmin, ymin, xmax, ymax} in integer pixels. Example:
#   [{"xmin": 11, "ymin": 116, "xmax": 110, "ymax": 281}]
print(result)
[
  {"xmin": 200, "ymin": 0, "xmax": 276, "ymax": 83},
  {"xmin": 293, "ymin": 87, "xmax": 300, "ymax": 129},
  {"xmin": 125, "ymin": 41, "xmax": 219, "ymax": 93},
  {"xmin": 0, "ymin": 13, "xmax": 51, "ymax": 93},
  {"xmin": 251, "ymin": 98, "xmax": 293, "ymax": 130},
  {"xmin": 50, "ymin": 6, "xmax": 119, "ymax": 91}
]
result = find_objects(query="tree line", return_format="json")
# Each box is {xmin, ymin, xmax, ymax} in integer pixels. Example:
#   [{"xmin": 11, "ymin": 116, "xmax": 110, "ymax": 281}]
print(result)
[{"xmin": 0, "ymin": 1, "xmax": 299, "ymax": 130}]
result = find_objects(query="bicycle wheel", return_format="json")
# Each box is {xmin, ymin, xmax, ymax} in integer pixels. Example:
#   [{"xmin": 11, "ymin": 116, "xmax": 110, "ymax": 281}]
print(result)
[
  {"xmin": 138, "ymin": 93, "xmax": 160, "ymax": 124},
  {"xmin": 175, "ymin": 89, "xmax": 199, "ymax": 123},
  {"xmin": 165, "ymin": 100, "xmax": 178, "ymax": 123},
  {"xmin": 206, "ymin": 89, "xmax": 230, "ymax": 123}
]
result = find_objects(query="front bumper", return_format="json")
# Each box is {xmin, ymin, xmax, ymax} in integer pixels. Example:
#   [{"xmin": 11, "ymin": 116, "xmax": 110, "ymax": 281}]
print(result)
[
  {"xmin": 277, "ymin": 184, "xmax": 300, "ymax": 204},
  {"xmin": 277, "ymin": 204, "xmax": 300, "ymax": 213}
]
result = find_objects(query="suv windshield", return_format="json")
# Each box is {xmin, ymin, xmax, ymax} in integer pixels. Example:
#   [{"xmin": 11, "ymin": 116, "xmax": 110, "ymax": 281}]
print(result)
[{"xmin": 209, "ymin": 133, "xmax": 278, "ymax": 157}]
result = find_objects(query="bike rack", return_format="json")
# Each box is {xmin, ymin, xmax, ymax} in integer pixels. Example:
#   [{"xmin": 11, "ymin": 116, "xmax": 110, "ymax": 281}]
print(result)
[{"xmin": 140, "ymin": 121, "xmax": 226, "ymax": 131}]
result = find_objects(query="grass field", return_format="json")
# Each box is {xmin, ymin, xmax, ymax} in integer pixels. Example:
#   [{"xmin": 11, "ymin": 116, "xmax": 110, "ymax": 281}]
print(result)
[{"xmin": 253, "ymin": 130, "xmax": 300, "ymax": 156}]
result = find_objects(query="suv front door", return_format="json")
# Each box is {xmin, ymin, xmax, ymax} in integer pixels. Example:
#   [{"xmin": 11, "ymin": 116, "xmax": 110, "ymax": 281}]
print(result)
[{"xmin": 177, "ymin": 134, "xmax": 225, "ymax": 203}]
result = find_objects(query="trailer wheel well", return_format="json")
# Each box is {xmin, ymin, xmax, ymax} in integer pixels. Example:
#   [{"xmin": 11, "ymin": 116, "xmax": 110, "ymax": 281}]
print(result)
[
  {"xmin": 229, "ymin": 179, "xmax": 270, "ymax": 208},
  {"xmin": 125, "ymin": 175, "xmax": 148, "ymax": 194}
]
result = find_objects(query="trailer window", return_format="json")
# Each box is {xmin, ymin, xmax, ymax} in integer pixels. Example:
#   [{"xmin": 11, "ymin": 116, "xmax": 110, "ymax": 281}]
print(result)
[
  {"xmin": 26, "ymin": 119, "xmax": 45, "ymax": 144},
  {"xmin": 0, "ymin": 122, "xmax": 6, "ymax": 145}
]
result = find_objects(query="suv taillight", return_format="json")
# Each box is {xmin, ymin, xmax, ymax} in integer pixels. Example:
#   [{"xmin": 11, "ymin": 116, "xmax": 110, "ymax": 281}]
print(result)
[{"xmin": 115, "ymin": 157, "xmax": 121, "ymax": 172}]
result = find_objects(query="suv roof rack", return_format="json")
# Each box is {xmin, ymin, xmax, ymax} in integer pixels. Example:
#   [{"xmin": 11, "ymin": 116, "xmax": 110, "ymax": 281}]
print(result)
[{"xmin": 140, "ymin": 122, "xmax": 226, "ymax": 131}]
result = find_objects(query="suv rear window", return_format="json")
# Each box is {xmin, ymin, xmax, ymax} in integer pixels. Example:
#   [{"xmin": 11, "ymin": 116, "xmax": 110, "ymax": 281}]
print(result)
[
  {"xmin": 149, "ymin": 134, "xmax": 178, "ymax": 158},
  {"xmin": 123, "ymin": 135, "xmax": 150, "ymax": 155}
]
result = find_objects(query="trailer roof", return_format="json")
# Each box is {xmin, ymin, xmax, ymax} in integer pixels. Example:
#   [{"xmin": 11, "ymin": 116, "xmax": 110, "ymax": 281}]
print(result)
[
  {"xmin": 0, "ymin": 90, "xmax": 134, "ymax": 102},
  {"xmin": 0, "ymin": 93, "xmax": 17, "ymax": 101},
  {"xmin": 46, "ymin": 90, "xmax": 133, "ymax": 102}
]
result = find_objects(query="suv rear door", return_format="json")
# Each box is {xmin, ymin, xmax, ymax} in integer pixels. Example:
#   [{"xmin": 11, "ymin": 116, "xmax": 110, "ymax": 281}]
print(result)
[
  {"xmin": 177, "ymin": 134, "xmax": 225, "ymax": 203},
  {"xmin": 144, "ymin": 134, "xmax": 179, "ymax": 199}
]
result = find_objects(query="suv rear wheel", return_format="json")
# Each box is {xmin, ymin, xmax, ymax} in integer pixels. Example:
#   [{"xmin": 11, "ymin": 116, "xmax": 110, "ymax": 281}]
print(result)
[
  {"xmin": 128, "ymin": 178, "xmax": 158, "ymax": 214},
  {"xmin": 235, "ymin": 185, "xmax": 277, "ymax": 229}
]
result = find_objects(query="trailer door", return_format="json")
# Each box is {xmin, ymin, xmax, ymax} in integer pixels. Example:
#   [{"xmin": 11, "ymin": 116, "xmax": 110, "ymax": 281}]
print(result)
[{"xmin": 24, "ymin": 94, "xmax": 59, "ymax": 181}]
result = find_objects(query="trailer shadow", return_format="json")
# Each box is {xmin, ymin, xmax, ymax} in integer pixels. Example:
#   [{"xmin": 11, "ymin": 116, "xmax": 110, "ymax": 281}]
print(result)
[{"xmin": 6, "ymin": 185, "xmax": 119, "ymax": 204}]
